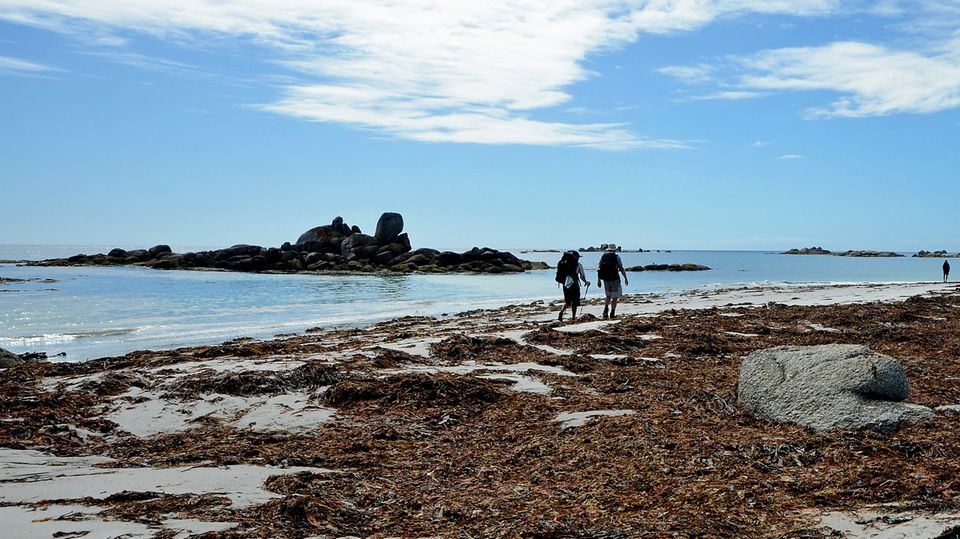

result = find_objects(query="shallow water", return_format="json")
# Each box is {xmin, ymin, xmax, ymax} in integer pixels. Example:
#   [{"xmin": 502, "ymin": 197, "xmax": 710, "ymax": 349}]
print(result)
[{"xmin": 0, "ymin": 245, "xmax": 951, "ymax": 361}]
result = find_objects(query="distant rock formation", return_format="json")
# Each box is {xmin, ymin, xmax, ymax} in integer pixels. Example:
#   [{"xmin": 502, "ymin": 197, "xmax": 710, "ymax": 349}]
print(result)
[
  {"xmin": 738, "ymin": 344, "xmax": 933, "ymax": 433},
  {"xmin": 579, "ymin": 245, "xmax": 646, "ymax": 252},
  {"xmin": 783, "ymin": 246, "xmax": 831, "ymax": 255},
  {"xmin": 625, "ymin": 263, "xmax": 710, "ymax": 272},
  {"xmin": 32, "ymin": 213, "xmax": 548, "ymax": 275},
  {"xmin": 914, "ymin": 250, "xmax": 959, "ymax": 258},
  {"xmin": 783, "ymin": 247, "xmax": 904, "ymax": 257},
  {"xmin": 832, "ymin": 250, "xmax": 904, "ymax": 258}
]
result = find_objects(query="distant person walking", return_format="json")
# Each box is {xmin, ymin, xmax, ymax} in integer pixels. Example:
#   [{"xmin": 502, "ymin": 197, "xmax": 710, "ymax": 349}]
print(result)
[
  {"xmin": 944, "ymin": 260, "xmax": 951, "ymax": 282},
  {"xmin": 556, "ymin": 250, "xmax": 589, "ymax": 322},
  {"xmin": 596, "ymin": 244, "xmax": 628, "ymax": 319}
]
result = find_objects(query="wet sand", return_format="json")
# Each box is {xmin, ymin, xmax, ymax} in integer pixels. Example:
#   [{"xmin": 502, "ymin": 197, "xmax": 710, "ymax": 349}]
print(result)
[{"xmin": 2, "ymin": 282, "xmax": 960, "ymax": 538}]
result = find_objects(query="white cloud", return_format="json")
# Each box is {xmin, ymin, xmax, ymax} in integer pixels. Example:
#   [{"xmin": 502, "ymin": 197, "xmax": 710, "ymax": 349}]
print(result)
[
  {"xmin": 752, "ymin": 140, "xmax": 769, "ymax": 147},
  {"xmin": 659, "ymin": 3, "xmax": 960, "ymax": 118},
  {"xmin": 777, "ymin": 154, "xmax": 804, "ymax": 159},
  {"xmin": 738, "ymin": 40, "xmax": 960, "ymax": 117},
  {"xmin": 0, "ymin": 54, "xmax": 59, "ymax": 75},
  {"xmin": 657, "ymin": 64, "xmax": 717, "ymax": 85},
  {"xmin": 0, "ymin": 0, "xmax": 842, "ymax": 149}
]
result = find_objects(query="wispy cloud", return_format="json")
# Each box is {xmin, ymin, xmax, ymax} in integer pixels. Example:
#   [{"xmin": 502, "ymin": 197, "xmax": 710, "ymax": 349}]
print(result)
[
  {"xmin": 0, "ymin": 54, "xmax": 60, "ymax": 75},
  {"xmin": 0, "ymin": 0, "xmax": 842, "ymax": 149},
  {"xmin": 752, "ymin": 140, "xmax": 769, "ymax": 147},
  {"xmin": 657, "ymin": 64, "xmax": 717, "ymax": 85},
  {"xmin": 659, "ymin": 4, "xmax": 960, "ymax": 118},
  {"xmin": 683, "ymin": 90, "xmax": 766, "ymax": 101},
  {"xmin": 81, "ymin": 50, "xmax": 198, "ymax": 75},
  {"xmin": 777, "ymin": 154, "xmax": 804, "ymax": 160},
  {"xmin": 738, "ymin": 40, "xmax": 960, "ymax": 117}
]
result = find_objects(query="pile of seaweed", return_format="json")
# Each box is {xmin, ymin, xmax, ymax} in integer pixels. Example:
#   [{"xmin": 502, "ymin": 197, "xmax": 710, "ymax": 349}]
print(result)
[{"xmin": 3, "ymin": 290, "xmax": 960, "ymax": 537}]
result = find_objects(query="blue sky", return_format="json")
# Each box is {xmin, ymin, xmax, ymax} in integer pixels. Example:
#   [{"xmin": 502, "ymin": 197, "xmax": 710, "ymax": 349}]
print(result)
[{"xmin": 1, "ymin": 1, "xmax": 959, "ymax": 251}]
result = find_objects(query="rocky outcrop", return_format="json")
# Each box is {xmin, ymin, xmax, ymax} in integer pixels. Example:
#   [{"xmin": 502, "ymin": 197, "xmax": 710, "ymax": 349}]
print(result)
[
  {"xmin": 625, "ymin": 263, "xmax": 709, "ymax": 272},
  {"xmin": 580, "ymin": 244, "xmax": 621, "ymax": 252},
  {"xmin": 914, "ymin": 250, "xmax": 959, "ymax": 258},
  {"xmin": 783, "ymin": 247, "xmax": 904, "ymax": 257},
  {"xmin": 833, "ymin": 250, "xmax": 904, "ymax": 257},
  {"xmin": 738, "ymin": 344, "xmax": 933, "ymax": 433},
  {"xmin": 783, "ymin": 246, "xmax": 831, "ymax": 255},
  {"xmin": 0, "ymin": 347, "xmax": 24, "ymax": 368},
  {"xmin": 32, "ymin": 213, "xmax": 547, "ymax": 275},
  {"xmin": 374, "ymin": 212, "xmax": 404, "ymax": 244}
]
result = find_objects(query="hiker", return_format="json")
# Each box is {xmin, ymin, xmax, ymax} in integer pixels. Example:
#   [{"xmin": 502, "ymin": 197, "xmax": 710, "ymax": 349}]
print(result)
[
  {"xmin": 944, "ymin": 260, "xmax": 951, "ymax": 282},
  {"xmin": 596, "ymin": 244, "xmax": 628, "ymax": 319},
  {"xmin": 556, "ymin": 250, "xmax": 589, "ymax": 322}
]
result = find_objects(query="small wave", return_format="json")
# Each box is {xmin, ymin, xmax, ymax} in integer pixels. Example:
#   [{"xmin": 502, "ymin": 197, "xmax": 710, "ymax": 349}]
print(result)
[{"xmin": 0, "ymin": 328, "xmax": 140, "ymax": 347}]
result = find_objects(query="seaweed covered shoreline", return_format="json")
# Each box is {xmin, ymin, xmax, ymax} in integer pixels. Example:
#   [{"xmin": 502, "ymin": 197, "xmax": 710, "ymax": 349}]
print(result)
[{"xmin": 3, "ymin": 282, "xmax": 960, "ymax": 537}]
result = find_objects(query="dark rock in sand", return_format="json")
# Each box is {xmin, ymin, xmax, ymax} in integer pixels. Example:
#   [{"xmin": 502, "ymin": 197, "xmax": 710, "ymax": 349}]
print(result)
[
  {"xmin": 738, "ymin": 344, "xmax": 933, "ymax": 433},
  {"xmin": 0, "ymin": 347, "xmax": 25, "ymax": 368}
]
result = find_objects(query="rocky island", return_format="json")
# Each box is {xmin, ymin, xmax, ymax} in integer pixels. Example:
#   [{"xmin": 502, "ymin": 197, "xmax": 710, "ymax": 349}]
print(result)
[
  {"xmin": 783, "ymin": 247, "xmax": 904, "ymax": 257},
  {"xmin": 625, "ymin": 263, "xmax": 710, "ymax": 272},
  {"xmin": 914, "ymin": 250, "xmax": 960, "ymax": 258},
  {"xmin": 31, "ymin": 213, "xmax": 548, "ymax": 275}
]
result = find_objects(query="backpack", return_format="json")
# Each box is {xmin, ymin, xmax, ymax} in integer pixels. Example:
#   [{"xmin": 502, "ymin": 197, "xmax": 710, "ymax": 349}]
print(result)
[
  {"xmin": 555, "ymin": 252, "xmax": 576, "ymax": 284},
  {"xmin": 598, "ymin": 252, "xmax": 619, "ymax": 281}
]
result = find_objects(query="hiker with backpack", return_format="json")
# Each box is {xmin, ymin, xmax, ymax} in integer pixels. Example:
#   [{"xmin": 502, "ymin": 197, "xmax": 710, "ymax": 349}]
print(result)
[
  {"xmin": 556, "ymin": 250, "xmax": 589, "ymax": 322},
  {"xmin": 596, "ymin": 244, "xmax": 628, "ymax": 319}
]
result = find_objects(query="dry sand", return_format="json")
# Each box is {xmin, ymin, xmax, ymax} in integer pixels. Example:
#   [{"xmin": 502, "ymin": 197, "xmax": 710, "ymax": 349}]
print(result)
[{"xmin": 2, "ymin": 281, "xmax": 960, "ymax": 537}]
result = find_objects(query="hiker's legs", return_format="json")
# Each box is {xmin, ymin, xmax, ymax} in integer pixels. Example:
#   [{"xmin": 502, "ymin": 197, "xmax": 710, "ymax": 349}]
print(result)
[
  {"xmin": 571, "ymin": 304, "xmax": 578, "ymax": 320},
  {"xmin": 603, "ymin": 295, "xmax": 611, "ymax": 318},
  {"xmin": 558, "ymin": 302, "xmax": 568, "ymax": 321},
  {"xmin": 610, "ymin": 297, "xmax": 619, "ymax": 317}
]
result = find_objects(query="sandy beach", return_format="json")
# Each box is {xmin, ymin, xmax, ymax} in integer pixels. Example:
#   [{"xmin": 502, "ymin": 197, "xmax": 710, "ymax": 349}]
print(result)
[{"xmin": 3, "ymin": 281, "xmax": 960, "ymax": 538}]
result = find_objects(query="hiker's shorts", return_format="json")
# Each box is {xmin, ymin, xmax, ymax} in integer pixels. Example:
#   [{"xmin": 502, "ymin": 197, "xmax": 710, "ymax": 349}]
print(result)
[
  {"xmin": 602, "ymin": 279, "xmax": 623, "ymax": 298},
  {"xmin": 563, "ymin": 283, "xmax": 581, "ymax": 307}
]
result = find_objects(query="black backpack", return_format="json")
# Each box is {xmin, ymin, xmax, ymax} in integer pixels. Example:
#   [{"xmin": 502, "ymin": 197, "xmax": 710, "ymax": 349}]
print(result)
[
  {"xmin": 598, "ymin": 252, "xmax": 619, "ymax": 280},
  {"xmin": 555, "ymin": 252, "xmax": 576, "ymax": 284}
]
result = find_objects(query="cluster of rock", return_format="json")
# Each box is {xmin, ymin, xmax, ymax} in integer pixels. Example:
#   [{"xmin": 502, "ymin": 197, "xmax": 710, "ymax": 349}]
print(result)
[
  {"xmin": 32, "ymin": 213, "xmax": 547, "ymax": 275},
  {"xmin": 579, "ymin": 245, "xmax": 645, "ymax": 253},
  {"xmin": 782, "ymin": 246, "xmax": 832, "ymax": 255},
  {"xmin": 914, "ymin": 250, "xmax": 959, "ymax": 258},
  {"xmin": 738, "ymin": 344, "xmax": 933, "ymax": 433},
  {"xmin": 625, "ymin": 263, "xmax": 710, "ymax": 272},
  {"xmin": 0, "ymin": 347, "xmax": 36, "ymax": 368},
  {"xmin": 783, "ymin": 247, "xmax": 904, "ymax": 257}
]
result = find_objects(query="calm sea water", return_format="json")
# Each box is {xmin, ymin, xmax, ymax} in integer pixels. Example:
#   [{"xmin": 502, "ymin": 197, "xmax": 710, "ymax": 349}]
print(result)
[{"xmin": 0, "ymin": 245, "xmax": 950, "ymax": 361}]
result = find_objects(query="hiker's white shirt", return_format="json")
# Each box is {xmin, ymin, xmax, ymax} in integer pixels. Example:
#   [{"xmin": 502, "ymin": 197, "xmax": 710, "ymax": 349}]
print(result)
[{"xmin": 564, "ymin": 262, "xmax": 586, "ymax": 288}]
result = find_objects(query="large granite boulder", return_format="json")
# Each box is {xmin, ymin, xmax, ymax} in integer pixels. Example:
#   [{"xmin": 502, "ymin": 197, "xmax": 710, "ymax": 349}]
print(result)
[
  {"xmin": 374, "ymin": 212, "xmax": 404, "ymax": 244},
  {"xmin": 1, "ymin": 347, "xmax": 24, "ymax": 368},
  {"xmin": 297, "ymin": 216, "xmax": 353, "ymax": 247},
  {"xmin": 341, "ymin": 233, "xmax": 381, "ymax": 259},
  {"xmin": 738, "ymin": 344, "xmax": 933, "ymax": 433}
]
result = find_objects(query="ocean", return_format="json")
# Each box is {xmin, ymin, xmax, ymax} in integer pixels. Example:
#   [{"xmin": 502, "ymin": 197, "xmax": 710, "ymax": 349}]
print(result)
[{"xmin": 0, "ymin": 245, "xmax": 950, "ymax": 361}]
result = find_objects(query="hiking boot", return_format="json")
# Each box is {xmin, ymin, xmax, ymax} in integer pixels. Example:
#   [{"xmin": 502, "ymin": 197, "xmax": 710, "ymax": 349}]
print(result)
[
  {"xmin": 602, "ymin": 307, "xmax": 609, "ymax": 319},
  {"xmin": 558, "ymin": 311, "xmax": 564, "ymax": 322}
]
